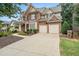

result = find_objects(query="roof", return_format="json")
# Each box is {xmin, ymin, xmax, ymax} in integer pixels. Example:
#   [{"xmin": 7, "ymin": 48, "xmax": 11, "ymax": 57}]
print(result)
[
  {"xmin": 2, "ymin": 21, "xmax": 10, "ymax": 25},
  {"xmin": 10, "ymin": 20, "xmax": 19, "ymax": 25},
  {"xmin": 39, "ymin": 15, "xmax": 62, "ymax": 23},
  {"xmin": 48, "ymin": 15, "xmax": 62, "ymax": 23},
  {"xmin": 21, "ymin": 4, "xmax": 62, "ymax": 23},
  {"xmin": 34, "ymin": 7, "xmax": 61, "ymax": 15},
  {"xmin": 24, "ymin": 4, "xmax": 61, "ymax": 15}
]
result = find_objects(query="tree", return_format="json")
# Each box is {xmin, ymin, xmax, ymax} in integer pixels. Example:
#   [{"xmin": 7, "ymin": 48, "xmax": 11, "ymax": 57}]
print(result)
[
  {"xmin": 61, "ymin": 3, "xmax": 73, "ymax": 29},
  {"xmin": 0, "ymin": 3, "xmax": 27, "ymax": 18},
  {"xmin": 61, "ymin": 21, "xmax": 71, "ymax": 34},
  {"xmin": 74, "ymin": 4, "xmax": 79, "ymax": 26},
  {"xmin": 72, "ymin": 4, "xmax": 79, "ymax": 35}
]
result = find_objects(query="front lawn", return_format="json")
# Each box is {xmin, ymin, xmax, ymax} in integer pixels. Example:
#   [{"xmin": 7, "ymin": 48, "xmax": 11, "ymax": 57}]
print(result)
[{"xmin": 60, "ymin": 37, "xmax": 79, "ymax": 56}]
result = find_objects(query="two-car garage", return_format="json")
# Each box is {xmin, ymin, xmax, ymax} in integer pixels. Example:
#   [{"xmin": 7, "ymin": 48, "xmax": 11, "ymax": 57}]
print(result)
[
  {"xmin": 38, "ymin": 15, "xmax": 61, "ymax": 34},
  {"xmin": 39, "ymin": 21, "xmax": 60, "ymax": 34}
]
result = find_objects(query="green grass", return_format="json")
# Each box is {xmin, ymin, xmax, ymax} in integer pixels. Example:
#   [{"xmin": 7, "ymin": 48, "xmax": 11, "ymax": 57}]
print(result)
[
  {"xmin": 60, "ymin": 37, "xmax": 79, "ymax": 56},
  {"xmin": 0, "ymin": 31, "xmax": 12, "ymax": 37}
]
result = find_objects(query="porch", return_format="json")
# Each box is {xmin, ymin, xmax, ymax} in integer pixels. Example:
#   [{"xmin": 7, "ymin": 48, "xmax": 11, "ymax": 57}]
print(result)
[{"xmin": 19, "ymin": 21, "xmax": 38, "ymax": 32}]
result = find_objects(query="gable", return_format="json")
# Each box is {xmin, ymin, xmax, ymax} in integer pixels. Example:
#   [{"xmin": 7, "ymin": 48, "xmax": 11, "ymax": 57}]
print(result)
[
  {"xmin": 50, "ymin": 15, "xmax": 58, "ymax": 21},
  {"xmin": 29, "ymin": 6, "xmax": 36, "ymax": 12},
  {"xmin": 45, "ymin": 9, "xmax": 53, "ymax": 14},
  {"xmin": 27, "ymin": 4, "xmax": 37, "ymax": 13},
  {"xmin": 24, "ymin": 4, "xmax": 37, "ymax": 16}
]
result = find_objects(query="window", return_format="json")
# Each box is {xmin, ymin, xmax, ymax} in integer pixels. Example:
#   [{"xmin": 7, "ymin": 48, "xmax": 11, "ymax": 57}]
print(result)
[
  {"xmin": 47, "ymin": 13, "xmax": 52, "ymax": 18},
  {"xmin": 30, "ymin": 23, "xmax": 35, "ymax": 29},
  {"xmin": 45, "ymin": 14, "xmax": 47, "ymax": 18},
  {"xmin": 41, "ymin": 15, "xmax": 45, "ymax": 19},
  {"xmin": 31, "ymin": 14, "xmax": 35, "ymax": 20}
]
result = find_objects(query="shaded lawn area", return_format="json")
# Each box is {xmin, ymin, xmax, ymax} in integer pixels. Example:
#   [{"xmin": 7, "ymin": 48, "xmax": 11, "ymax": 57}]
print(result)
[
  {"xmin": 0, "ymin": 36, "xmax": 23, "ymax": 49},
  {"xmin": 60, "ymin": 37, "xmax": 79, "ymax": 56}
]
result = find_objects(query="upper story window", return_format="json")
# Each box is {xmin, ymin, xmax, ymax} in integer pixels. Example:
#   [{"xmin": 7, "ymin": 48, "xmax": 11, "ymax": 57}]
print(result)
[
  {"xmin": 41, "ymin": 15, "xmax": 45, "ymax": 19},
  {"xmin": 31, "ymin": 14, "xmax": 35, "ymax": 20},
  {"xmin": 48, "ymin": 13, "xmax": 52, "ymax": 18}
]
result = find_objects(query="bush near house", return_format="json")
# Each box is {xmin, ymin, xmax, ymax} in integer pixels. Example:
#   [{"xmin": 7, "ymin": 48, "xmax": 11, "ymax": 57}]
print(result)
[
  {"xmin": 61, "ymin": 21, "xmax": 71, "ymax": 34},
  {"xmin": 0, "ymin": 31, "xmax": 12, "ymax": 37},
  {"xmin": 0, "ymin": 32, "xmax": 4, "ymax": 37},
  {"xmin": 9, "ymin": 26, "xmax": 17, "ymax": 33},
  {"xmin": 18, "ymin": 29, "xmax": 38, "ymax": 36},
  {"xmin": 33, "ymin": 29, "xmax": 38, "ymax": 33},
  {"xmin": 18, "ymin": 32, "xmax": 27, "ymax": 36},
  {"xmin": 27, "ymin": 29, "xmax": 38, "ymax": 34},
  {"xmin": 11, "ymin": 30, "xmax": 17, "ymax": 33}
]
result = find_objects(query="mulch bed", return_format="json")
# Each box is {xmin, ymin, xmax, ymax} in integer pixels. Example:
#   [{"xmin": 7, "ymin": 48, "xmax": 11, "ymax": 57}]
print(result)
[{"xmin": 0, "ymin": 36, "xmax": 23, "ymax": 49}]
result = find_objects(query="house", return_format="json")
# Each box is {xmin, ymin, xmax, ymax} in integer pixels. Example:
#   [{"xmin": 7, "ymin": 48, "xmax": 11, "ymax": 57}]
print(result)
[
  {"xmin": 9, "ymin": 20, "xmax": 19, "ymax": 32},
  {"xmin": 1, "ymin": 20, "xmax": 19, "ymax": 32},
  {"xmin": 19, "ymin": 4, "xmax": 62, "ymax": 34},
  {"xmin": 1, "ymin": 21, "xmax": 10, "ymax": 32}
]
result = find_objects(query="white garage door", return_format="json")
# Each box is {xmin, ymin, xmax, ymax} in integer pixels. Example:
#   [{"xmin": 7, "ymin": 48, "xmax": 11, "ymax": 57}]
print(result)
[
  {"xmin": 49, "ymin": 24, "xmax": 59, "ymax": 33},
  {"xmin": 39, "ymin": 25, "xmax": 47, "ymax": 33}
]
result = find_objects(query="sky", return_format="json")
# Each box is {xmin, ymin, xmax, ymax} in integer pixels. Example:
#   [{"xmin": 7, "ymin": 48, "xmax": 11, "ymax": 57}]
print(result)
[{"xmin": 0, "ymin": 3, "xmax": 59, "ymax": 22}]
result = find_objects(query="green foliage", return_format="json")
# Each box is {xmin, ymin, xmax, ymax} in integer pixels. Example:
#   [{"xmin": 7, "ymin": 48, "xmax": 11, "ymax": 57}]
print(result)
[
  {"xmin": 75, "ymin": 16, "xmax": 79, "ymax": 26},
  {"xmin": 0, "ymin": 20, "xmax": 3, "ymax": 28},
  {"xmin": 29, "ymin": 29, "xmax": 32, "ymax": 33},
  {"xmin": 0, "ymin": 3, "xmax": 27, "ymax": 18},
  {"xmin": 32, "ymin": 29, "xmax": 38, "ymax": 33},
  {"xmin": 74, "ymin": 4, "xmax": 79, "ymax": 26},
  {"xmin": 0, "ymin": 32, "xmax": 4, "ymax": 37},
  {"xmin": 0, "ymin": 31, "xmax": 12, "ymax": 37},
  {"xmin": 61, "ymin": 21, "xmax": 71, "ymax": 34},
  {"xmin": 3, "ymin": 32, "xmax": 8, "ymax": 36},
  {"xmin": 12, "ymin": 30, "xmax": 17, "ymax": 33},
  {"xmin": 27, "ymin": 29, "xmax": 38, "ymax": 34},
  {"xmin": 61, "ymin": 3, "xmax": 73, "ymax": 29},
  {"xmin": 27, "ymin": 29, "xmax": 30, "ymax": 34},
  {"xmin": 18, "ymin": 32, "xmax": 26, "ymax": 36}
]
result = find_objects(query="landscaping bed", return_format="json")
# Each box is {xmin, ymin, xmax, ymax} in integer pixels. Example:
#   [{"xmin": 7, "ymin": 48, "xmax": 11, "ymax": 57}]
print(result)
[
  {"xmin": 0, "ymin": 31, "xmax": 12, "ymax": 37},
  {"xmin": 60, "ymin": 37, "xmax": 79, "ymax": 56},
  {"xmin": 0, "ymin": 36, "xmax": 23, "ymax": 49},
  {"xmin": 18, "ymin": 29, "xmax": 38, "ymax": 36}
]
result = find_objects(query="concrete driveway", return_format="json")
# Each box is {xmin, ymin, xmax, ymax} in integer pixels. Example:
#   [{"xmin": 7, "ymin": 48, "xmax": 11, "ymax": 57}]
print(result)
[{"xmin": 0, "ymin": 33, "xmax": 60, "ymax": 56}]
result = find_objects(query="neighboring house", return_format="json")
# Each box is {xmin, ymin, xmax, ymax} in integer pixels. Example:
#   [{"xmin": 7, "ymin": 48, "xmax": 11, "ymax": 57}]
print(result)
[
  {"xmin": 19, "ymin": 4, "xmax": 62, "ymax": 34},
  {"xmin": 10, "ymin": 20, "xmax": 19, "ymax": 32},
  {"xmin": 1, "ymin": 21, "xmax": 10, "ymax": 32}
]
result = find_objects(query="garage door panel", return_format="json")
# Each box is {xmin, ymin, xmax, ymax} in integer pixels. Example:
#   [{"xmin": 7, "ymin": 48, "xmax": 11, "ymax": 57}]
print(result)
[
  {"xmin": 39, "ymin": 25, "xmax": 47, "ymax": 33},
  {"xmin": 49, "ymin": 24, "xmax": 59, "ymax": 33}
]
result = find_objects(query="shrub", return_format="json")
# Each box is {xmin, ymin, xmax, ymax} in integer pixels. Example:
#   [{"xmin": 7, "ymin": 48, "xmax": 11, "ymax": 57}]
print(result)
[
  {"xmin": 26, "ymin": 29, "xmax": 38, "ymax": 34},
  {"xmin": 18, "ymin": 32, "xmax": 26, "ymax": 36},
  {"xmin": 0, "ymin": 32, "xmax": 3, "ymax": 37},
  {"xmin": 29, "ymin": 29, "xmax": 32, "ymax": 33},
  {"xmin": 7, "ymin": 31, "xmax": 12, "ymax": 35},
  {"xmin": 12, "ymin": 30, "xmax": 17, "ymax": 33},
  {"xmin": 32, "ymin": 29, "xmax": 38, "ymax": 33},
  {"xmin": 27, "ymin": 29, "xmax": 32, "ymax": 34},
  {"xmin": 27, "ymin": 29, "xmax": 30, "ymax": 34},
  {"xmin": 0, "ymin": 31, "xmax": 12, "ymax": 37},
  {"xmin": 61, "ymin": 21, "xmax": 71, "ymax": 34},
  {"xmin": 3, "ymin": 32, "xmax": 8, "ymax": 36}
]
